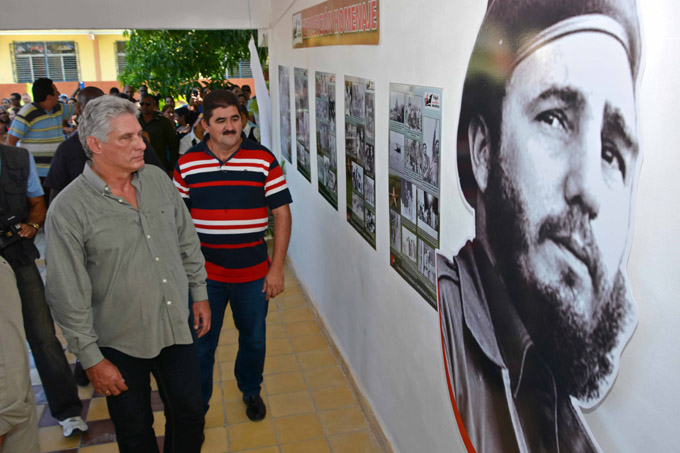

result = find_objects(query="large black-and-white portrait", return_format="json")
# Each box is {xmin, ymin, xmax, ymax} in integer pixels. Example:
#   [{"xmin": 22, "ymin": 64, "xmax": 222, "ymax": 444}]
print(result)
[{"xmin": 436, "ymin": 0, "xmax": 643, "ymax": 451}]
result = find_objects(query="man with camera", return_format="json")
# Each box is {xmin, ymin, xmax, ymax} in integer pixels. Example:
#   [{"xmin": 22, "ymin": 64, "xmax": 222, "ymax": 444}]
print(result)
[{"xmin": 0, "ymin": 143, "xmax": 87, "ymax": 437}]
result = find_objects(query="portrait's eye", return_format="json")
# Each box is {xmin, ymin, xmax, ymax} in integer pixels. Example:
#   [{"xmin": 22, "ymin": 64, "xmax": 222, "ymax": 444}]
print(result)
[
  {"xmin": 602, "ymin": 140, "xmax": 626, "ymax": 181},
  {"xmin": 536, "ymin": 109, "xmax": 569, "ymax": 131}
]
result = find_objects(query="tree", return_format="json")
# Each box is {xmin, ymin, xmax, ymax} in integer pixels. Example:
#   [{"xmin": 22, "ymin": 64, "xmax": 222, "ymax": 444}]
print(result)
[{"xmin": 119, "ymin": 29, "xmax": 267, "ymax": 100}]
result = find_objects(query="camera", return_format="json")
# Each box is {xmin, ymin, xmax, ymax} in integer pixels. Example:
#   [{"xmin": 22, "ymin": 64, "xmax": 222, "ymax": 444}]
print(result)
[
  {"xmin": 192, "ymin": 89, "xmax": 199, "ymax": 97},
  {"xmin": 0, "ymin": 208, "xmax": 22, "ymax": 250}
]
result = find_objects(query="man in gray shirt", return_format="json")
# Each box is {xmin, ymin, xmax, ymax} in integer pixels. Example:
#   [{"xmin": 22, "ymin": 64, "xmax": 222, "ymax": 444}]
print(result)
[{"xmin": 45, "ymin": 95, "xmax": 211, "ymax": 452}]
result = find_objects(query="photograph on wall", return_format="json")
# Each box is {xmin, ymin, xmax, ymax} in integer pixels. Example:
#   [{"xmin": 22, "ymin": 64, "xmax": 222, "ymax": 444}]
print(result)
[
  {"xmin": 295, "ymin": 67, "xmax": 311, "ymax": 181},
  {"xmin": 316, "ymin": 71, "xmax": 338, "ymax": 209},
  {"xmin": 388, "ymin": 83, "xmax": 441, "ymax": 307},
  {"xmin": 345, "ymin": 75, "xmax": 376, "ymax": 248},
  {"xmin": 436, "ymin": 1, "xmax": 644, "ymax": 452},
  {"xmin": 279, "ymin": 65, "xmax": 292, "ymax": 163}
]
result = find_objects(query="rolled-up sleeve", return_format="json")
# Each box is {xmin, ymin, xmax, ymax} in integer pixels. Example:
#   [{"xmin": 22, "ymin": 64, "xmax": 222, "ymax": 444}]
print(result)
[{"xmin": 44, "ymin": 207, "xmax": 103, "ymax": 369}]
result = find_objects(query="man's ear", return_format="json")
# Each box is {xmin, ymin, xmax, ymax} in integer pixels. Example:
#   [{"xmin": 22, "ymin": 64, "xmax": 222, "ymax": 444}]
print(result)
[
  {"xmin": 468, "ymin": 115, "xmax": 492, "ymax": 194},
  {"xmin": 86, "ymin": 135, "xmax": 103, "ymax": 156}
]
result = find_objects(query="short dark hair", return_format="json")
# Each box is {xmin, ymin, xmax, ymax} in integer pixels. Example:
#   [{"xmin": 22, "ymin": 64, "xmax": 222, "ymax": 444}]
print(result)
[
  {"xmin": 77, "ymin": 86, "xmax": 105, "ymax": 113},
  {"xmin": 140, "ymin": 93, "xmax": 156, "ymax": 103},
  {"xmin": 10, "ymin": 93, "xmax": 21, "ymax": 101},
  {"xmin": 242, "ymin": 85, "xmax": 251, "ymax": 93},
  {"xmin": 109, "ymin": 87, "xmax": 120, "ymax": 95},
  {"xmin": 202, "ymin": 90, "xmax": 239, "ymax": 123},
  {"xmin": 32, "ymin": 78, "xmax": 54, "ymax": 103}
]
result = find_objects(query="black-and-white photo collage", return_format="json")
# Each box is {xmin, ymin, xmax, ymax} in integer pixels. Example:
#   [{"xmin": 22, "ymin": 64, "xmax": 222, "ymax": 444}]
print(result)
[
  {"xmin": 345, "ymin": 76, "xmax": 376, "ymax": 248},
  {"xmin": 295, "ymin": 67, "xmax": 311, "ymax": 181},
  {"xmin": 315, "ymin": 71, "xmax": 338, "ymax": 209},
  {"xmin": 388, "ymin": 83, "xmax": 441, "ymax": 307},
  {"xmin": 278, "ymin": 65, "xmax": 292, "ymax": 163}
]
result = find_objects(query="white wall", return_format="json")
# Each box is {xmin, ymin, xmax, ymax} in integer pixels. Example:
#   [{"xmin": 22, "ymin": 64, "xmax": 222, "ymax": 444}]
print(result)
[
  {"xmin": 0, "ymin": 0, "xmax": 273, "ymax": 30},
  {"xmin": 270, "ymin": 1, "xmax": 680, "ymax": 452}
]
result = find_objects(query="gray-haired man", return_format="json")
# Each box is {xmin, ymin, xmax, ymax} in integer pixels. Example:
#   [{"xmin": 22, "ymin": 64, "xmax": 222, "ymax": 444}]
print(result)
[
  {"xmin": 45, "ymin": 95, "xmax": 211, "ymax": 452},
  {"xmin": 438, "ymin": 0, "xmax": 642, "ymax": 451}
]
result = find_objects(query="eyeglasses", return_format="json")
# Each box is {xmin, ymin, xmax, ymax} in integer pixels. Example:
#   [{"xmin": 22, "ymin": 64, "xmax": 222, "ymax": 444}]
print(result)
[{"xmin": 141, "ymin": 102, "xmax": 153, "ymax": 106}]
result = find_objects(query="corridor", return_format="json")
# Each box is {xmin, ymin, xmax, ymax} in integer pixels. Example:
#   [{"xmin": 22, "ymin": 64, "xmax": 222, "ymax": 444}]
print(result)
[{"xmin": 31, "ymin": 261, "xmax": 386, "ymax": 452}]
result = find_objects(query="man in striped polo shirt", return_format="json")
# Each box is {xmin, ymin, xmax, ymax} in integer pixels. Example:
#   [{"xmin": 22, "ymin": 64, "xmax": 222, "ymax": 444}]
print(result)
[
  {"xmin": 7, "ymin": 78, "xmax": 75, "ymax": 161},
  {"xmin": 175, "ymin": 90, "xmax": 292, "ymax": 421}
]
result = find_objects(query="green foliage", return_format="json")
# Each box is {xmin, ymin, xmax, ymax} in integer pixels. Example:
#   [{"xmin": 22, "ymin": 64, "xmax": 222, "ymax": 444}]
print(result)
[{"xmin": 119, "ymin": 30, "xmax": 268, "ymax": 100}]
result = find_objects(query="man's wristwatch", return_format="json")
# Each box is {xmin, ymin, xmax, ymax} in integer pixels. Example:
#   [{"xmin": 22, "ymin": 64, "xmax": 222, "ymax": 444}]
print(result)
[{"xmin": 27, "ymin": 222, "xmax": 40, "ymax": 230}]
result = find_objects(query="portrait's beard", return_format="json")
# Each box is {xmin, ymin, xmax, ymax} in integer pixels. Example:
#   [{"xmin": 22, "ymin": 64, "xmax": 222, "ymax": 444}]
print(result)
[{"xmin": 484, "ymin": 154, "xmax": 630, "ymax": 403}]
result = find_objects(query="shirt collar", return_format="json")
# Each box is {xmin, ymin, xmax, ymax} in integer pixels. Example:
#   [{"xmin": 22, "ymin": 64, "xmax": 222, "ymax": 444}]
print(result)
[
  {"xmin": 455, "ymin": 240, "xmax": 534, "ymax": 394},
  {"xmin": 82, "ymin": 161, "xmax": 143, "ymax": 195}
]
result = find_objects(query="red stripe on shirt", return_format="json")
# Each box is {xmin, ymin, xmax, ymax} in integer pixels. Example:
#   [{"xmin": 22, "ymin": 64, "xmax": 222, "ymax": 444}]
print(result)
[
  {"xmin": 196, "ymin": 221, "xmax": 268, "ymax": 230},
  {"xmin": 201, "ymin": 239, "xmax": 263, "ymax": 249},
  {"xmin": 190, "ymin": 180, "xmax": 264, "ymax": 189},
  {"xmin": 191, "ymin": 208, "xmax": 268, "ymax": 221},
  {"xmin": 206, "ymin": 260, "xmax": 270, "ymax": 283},
  {"xmin": 266, "ymin": 179, "xmax": 287, "ymax": 192}
]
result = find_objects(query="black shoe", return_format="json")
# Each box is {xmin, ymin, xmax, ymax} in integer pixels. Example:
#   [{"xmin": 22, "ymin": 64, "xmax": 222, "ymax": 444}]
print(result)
[
  {"xmin": 243, "ymin": 394, "xmax": 266, "ymax": 421},
  {"xmin": 73, "ymin": 361, "xmax": 90, "ymax": 387}
]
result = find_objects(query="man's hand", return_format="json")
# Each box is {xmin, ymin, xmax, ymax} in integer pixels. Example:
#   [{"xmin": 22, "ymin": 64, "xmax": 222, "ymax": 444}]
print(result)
[
  {"xmin": 86, "ymin": 359, "xmax": 128, "ymax": 397},
  {"xmin": 263, "ymin": 266, "xmax": 285, "ymax": 299},
  {"xmin": 192, "ymin": 299, "xmax": 211, "ymax": 338},
  {"xmin": 17, "ymin": 223, "xmax": 38, "ymax": 239}
]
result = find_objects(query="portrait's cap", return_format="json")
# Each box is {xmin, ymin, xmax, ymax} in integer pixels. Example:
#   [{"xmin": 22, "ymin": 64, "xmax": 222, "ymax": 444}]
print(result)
[{"xmin": 457, "ymin": 0, "xmax": 641, "ymax": 208}]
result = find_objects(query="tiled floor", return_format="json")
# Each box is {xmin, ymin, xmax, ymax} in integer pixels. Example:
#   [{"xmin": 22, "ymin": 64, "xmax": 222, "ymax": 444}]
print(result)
[{"xmin": 32, "ymin": 263, "xmax": 386, "ymax": 452}]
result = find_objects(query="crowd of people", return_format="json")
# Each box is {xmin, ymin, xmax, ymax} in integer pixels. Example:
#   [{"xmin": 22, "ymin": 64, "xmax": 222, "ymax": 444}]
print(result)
[
  {"xmin": 1, "ymin": 82, "xmax": 260, "ymax": 172},
  {"xmin": 0, "ymin": 77, "xmax": 290, "ymax": 453}
]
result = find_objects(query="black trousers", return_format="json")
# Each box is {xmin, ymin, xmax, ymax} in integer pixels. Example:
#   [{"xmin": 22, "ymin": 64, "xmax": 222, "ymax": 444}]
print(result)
[{"xmin": 101, "ymin": 344, "xmax": 205, "ymax": 453}]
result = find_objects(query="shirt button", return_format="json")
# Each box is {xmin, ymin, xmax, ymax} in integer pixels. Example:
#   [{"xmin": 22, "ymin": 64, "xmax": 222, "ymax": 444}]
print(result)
[
  {"xmin": 167, "ymin": 301, "xmax": 172, "ymax": 305},
  {"xmin": 147, "ymin": 235, "xmax": 151, "ymax": 239},
  {"xmin": 155, "ymin": 257, "xmax": 160, "ymax": 261},
  {"xmin": 105, "ymin": 187, "xmax": 110, "ymax": 191},
  {"xmin": 118, "ymin": 199, "xmax": 123, "ymax": 203},
  {"xmin": 162, "ymin": 279, "xmax": 167, "ymax": 283}
]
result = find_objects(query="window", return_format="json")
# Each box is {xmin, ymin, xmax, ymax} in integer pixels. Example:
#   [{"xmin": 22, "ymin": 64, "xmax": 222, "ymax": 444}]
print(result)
[
  {"xmin": 12, "ymin": 41, "xmax": 80, "ymax": 83},
  {"xmin": 115, "ymin": 41, "xmax": 127, "ymax": 75},
  {"xmin": 228, "ymin": 60, "xmax": 253, "ymax": 78}
]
